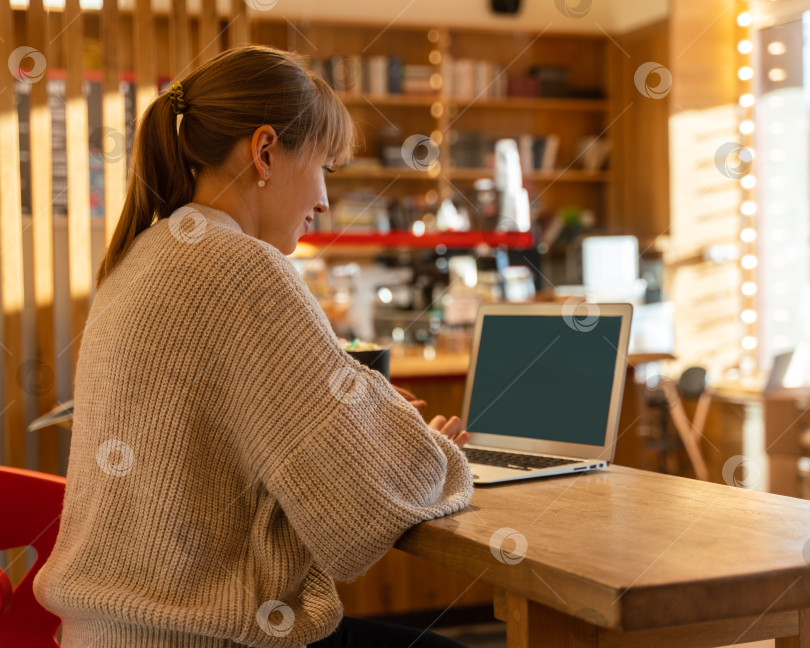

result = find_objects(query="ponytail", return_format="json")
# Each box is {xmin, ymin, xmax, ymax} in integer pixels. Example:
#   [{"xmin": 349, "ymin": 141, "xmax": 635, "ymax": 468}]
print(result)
[
  {"xmin": 96, "ymin": 91, "xmax": 195, "ymax": 287},
  {"xmin": 96, "ymin": 45, "xmax": 356, "ymax": 288}
]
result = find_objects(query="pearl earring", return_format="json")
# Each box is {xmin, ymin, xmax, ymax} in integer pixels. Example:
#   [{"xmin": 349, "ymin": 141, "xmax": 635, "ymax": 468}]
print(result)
[{"xmin": 258, "ymin": 179, "xmax": 266, "ymax": 188}]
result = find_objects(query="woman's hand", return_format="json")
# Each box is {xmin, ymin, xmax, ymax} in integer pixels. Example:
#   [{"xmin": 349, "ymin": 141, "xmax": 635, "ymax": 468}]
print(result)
[
  {"xmin": 428, "ymin": 415, "xmax": 470, "ymax": 449},
  {"xmin": 392, "ymin": 385, "xmax": 427, "ymax": 413}
]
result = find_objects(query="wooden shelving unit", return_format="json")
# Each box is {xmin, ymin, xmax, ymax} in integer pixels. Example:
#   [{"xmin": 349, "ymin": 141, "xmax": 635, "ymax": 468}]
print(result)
[
  {"xmin": 246, "ymin": 19, "xmax": 615, "ymax": 252},
  {"xmin": 447, "ymin": 97, "xmax": 611, "ymax": 111},
  {"xmin": 444, "ymin": 168, "xmax": 611, "ymax": 182}
]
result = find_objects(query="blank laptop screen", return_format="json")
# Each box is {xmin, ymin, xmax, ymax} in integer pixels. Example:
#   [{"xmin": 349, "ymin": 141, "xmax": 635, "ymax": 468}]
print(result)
[{"xmin": 466, "ymin": 314, "xmax": 622, "ymax": 447}]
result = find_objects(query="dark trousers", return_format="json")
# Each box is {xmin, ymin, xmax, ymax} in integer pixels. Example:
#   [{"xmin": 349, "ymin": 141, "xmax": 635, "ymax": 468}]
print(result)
[{"xmin": 309, "ymin": 617, "xmax": 468, "ymax": 648}]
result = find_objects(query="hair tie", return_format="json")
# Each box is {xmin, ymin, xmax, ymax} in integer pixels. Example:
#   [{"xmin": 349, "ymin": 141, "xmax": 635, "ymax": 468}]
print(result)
[{"xmin": 168, "ymin": 82, "xmax": 187, "ymax": 115}]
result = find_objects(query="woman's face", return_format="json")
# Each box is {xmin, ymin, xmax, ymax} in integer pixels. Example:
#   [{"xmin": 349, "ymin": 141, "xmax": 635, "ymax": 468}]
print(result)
[{"xmin": 258, "ymin": 144, "xmax": 332, "ymax": 255}]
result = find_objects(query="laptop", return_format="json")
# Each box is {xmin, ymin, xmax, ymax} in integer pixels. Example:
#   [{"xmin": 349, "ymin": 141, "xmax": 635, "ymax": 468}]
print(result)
[{"xmin": 460, "ymin": 301, "xmax": 633, "ymax": 485}]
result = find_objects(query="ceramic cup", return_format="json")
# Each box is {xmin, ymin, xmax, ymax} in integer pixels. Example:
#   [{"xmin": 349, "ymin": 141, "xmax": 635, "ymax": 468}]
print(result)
[{"xmin": 347, "ymin": 348, "xmax": 390, "ymax": 380}]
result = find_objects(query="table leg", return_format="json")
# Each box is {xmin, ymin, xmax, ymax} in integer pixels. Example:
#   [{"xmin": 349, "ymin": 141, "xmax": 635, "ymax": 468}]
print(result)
[
  {"xmin": 494, "ymin": 589, "xmax": 598, "ymax": 648},
  {"xmin": 776, "ymin": 609, "xmax": 810, "ymax": 648}
]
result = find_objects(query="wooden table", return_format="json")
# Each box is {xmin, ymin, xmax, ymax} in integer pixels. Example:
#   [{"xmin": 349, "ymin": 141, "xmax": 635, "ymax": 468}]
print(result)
[{"xmin": 396, "ymin": 465, "xmax": 810, "ymax": 647}]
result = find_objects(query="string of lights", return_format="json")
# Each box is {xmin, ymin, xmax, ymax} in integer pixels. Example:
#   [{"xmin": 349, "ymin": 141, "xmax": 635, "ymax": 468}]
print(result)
[{"xmin": 736, "ymin": 2, "xmax": 758, "ymax": 375}]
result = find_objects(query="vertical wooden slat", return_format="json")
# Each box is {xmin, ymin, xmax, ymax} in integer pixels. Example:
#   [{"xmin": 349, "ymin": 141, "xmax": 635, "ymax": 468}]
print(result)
[
  {"xmin": 27, "ymin": 0, "xmax": 59, "ymax": 474},
  {"xmin": 228, "ymin": 0, "xmax": 250, "ymax": 48},
  {"xmin": 3, "ymin": 0, "xmax": 32, "ymax": 586},
  {"xmin": 170, "ymin": 0, "xmax": 192, "ymax": 79},
  {"xmin": 134, "ymin": 0, "xmax": 157, "ymax": 118},
  {"xmin": 1, "ymin": 0, "xmax": 27, "ymax": 472},
  {"xmin": 198, "ymin": 0, "xmax": 220, "ymax": 64},
  {"xmin": 102, "ymin": 0, "xmax": 127, "ymax": 245},
  {"xmin": 1, "ymin": 2, "xmax": 32, "ymax": 590},
  {"xmin": 63, "ymin": 0, "xmax": 92, "ymax": 376}
]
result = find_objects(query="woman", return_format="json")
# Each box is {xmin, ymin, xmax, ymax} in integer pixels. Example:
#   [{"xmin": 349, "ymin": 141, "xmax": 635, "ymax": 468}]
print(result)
[{"xmin": 33, "ymin": 45, "xmax": 473, "ymax": 647}]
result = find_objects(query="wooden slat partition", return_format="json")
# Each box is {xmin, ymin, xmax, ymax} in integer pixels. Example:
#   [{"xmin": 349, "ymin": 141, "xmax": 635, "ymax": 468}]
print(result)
[
  {"xmin": 1, "ymin": 0, "xmax": 27, "ymax": 471},
  {"xmin": 27, "ymin": 0, "xmax": 59, "ymax": 474},
  {"xmin": 1, "ymin": 0, "xmax": 29, "ymax": 585},
  {"xmin": 63, "ymin": 0, "xmax": 93, "ymax": 379},
  {"xmin": 102, "ymin": 0, "xmax": 127, "ymax": 246},
  {"xmin": 229, "ymin": 0, "xmax": 250, "ymax": 48},
  {"xmin": 228, "ymin": 0, "xmax": 253, "ymax": 47},
  {"xmin": 134, "ymin": 0, "xmax": 157, "ymax": 118},
  {"xmin": 198, "ymin": 0, "xmax": 220, "ymax": 63},
  {"xmin": 170, "ymin": 0, "xmax": 192, "ymax": 78}
]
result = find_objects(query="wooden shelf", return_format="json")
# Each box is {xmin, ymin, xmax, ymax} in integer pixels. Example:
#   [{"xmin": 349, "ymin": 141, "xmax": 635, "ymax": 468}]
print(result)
[
  {"xmin": 331, "ymin": 167, "xmax": 437, "ymax": 180},
  {"xmin": 330, "ymin": 167, "xmax": 609, "ymax": 182},
  {"xmin": 448, "ymin": 97, "xmax": 610, "ymax": 112},
  {"xmin": 336, "ymin": 95, "xmax": 608, "ymax": 111},
  {"xmin": 299, "ymin": 230, "xmax": 534, "ymax": 249},
  {"xmin": 445, "ymin": 168, "xmax": 611, "ymax": 182},
  {"xmin": 336, "ymin": 93, "xmax": 439, "ymax": 107}
]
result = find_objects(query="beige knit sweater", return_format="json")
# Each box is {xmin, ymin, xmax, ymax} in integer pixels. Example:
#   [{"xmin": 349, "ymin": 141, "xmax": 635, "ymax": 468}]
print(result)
[{"xmin": 33, "ymin": 203, "xmax": 474, "ymax": 648}]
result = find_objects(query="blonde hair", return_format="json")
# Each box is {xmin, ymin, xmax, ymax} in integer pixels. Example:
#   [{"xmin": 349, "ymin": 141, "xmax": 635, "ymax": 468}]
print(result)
[{"xmin": 97, "ymin": 45, "xmax": 356, "ymax": 287}]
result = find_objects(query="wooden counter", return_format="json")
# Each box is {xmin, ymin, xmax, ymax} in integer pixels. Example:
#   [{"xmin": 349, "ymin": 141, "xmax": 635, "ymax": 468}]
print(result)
[
  {"xmin": 396, "ymin": 465, "xmax": 810, "ymax": 647},
  {"xmin": 389, "ymin": 345, "xmax": 673, "ymax": 380},
  {"xmin": 389, "ymin": 346, "xmax": 470, "ymax": 379}
]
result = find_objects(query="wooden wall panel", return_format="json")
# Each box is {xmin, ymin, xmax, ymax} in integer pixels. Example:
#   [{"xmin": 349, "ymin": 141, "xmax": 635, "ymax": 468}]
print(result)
[
  {"xmin": 102, "ymin": 0, "xmax": 127, "ymax": 246},
  {"xmin": 609, "ymin": 19, "xmax": 670, "ymax": 245},
  {"xmin": 1, "ymin": 0, "xmax": 27, "ymax": 472},
  {"xmin": 134, "ymin": 0, "xmax": 157, "ymax": 118},
  {"xmin": 198, "ymin": 0, "xmax": 220, "ymax": 63},
  {"xmin": 229, "ymin": 0, "xmax": 250, "ymax": 48},
  {"xmin": 669, "ymin": 0, "xmax": 736, "ymax": 111},
  {"xmin": 63, "ymin": 0, "xmax": 93, "ymax": 380},
  {"xmin": 170, "ymin": 0, "xmax": 193, "ymax": 78},
  {"xmin": 26, "ymin": 0, "xmax": 59, "ymax": 474}
]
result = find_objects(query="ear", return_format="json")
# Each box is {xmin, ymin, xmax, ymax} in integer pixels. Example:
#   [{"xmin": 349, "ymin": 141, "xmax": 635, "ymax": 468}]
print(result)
[{"xmin": 250, "ymin": 125, "xmax": 279, "ymax": 180}]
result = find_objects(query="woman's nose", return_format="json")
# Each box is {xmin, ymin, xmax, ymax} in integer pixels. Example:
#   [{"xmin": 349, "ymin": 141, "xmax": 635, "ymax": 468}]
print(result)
[{"xmin": 314, "ymin": 192, "xmax": 329, "ymax": 214}]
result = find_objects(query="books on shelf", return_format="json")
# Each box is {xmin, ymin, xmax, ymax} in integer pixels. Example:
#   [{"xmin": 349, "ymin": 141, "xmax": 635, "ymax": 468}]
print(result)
[
  {"xmin": 313, "ymin": 54, "xmax": 437, "ymax": 97},
  {"xmin": 402, "ymin": 64, "xmax": 434, "ymax": 95},
  {"xmin": 328, "ymin": 192, "xmax": 390, "ymax": 233},
  {"xmin": 575, "ymin": 135, "xmax": 611, "ymax": 171},
  {"xmin": 451, "ymin": 132, "xmax": 559, "ymax": 172},
  {"xmin": 367, "ymin": 56, "xmax": 388, "ymax": 95},
  {"xmin": 312, "ymin": 54, "xmax": 603, "ymax": 102},
  {"xmin": 528, "ymin": 65, "xmax": 570, "ymax": 98},
  {"xmin": 445, "ymin": 56, "xmax": 506, "ymax": 100}
]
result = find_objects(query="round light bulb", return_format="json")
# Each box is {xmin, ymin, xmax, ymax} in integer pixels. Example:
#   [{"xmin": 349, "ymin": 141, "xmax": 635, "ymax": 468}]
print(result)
[
  {"xmin": 741, "ymin": 336, "xmax": 758, "ymax": 350},
  {"xmin": 741, "ymin": 282, "xmax": 757, "ymax": 296},
  {"xmin": 739, "ymin": 93, "xmax": 755, "ymax": 108},
  {"xmin": 738, "ymin": 40, "xmax": 753, "ymax": 54},
  {"xmin": 737, "ymin": 12, "xmax": 752, "ymax": 27},
  {"xmin": 741, "ymin": 175, "xmax": 756, "ymax": 189},
  {"xmin": 739, "ymin": 120, "xmax": 755, "ymax": 134},
  {"xmin": 741, "ymin": 309, "xmax": 758, "ymax": 324},
  {"xmin": 740, "ymin": 228, "xmax": 757, "ymax": 243},
  {"xmin": 738, "ymin": 66, "xmax": 754, "ymax": 81},
  {"xmin": 741, "ymin": 201, "xmax": 757, "ymax": 216},
  {"xmin": 741, "ymin": 254, "xmax": 758, "ymax": 269}
]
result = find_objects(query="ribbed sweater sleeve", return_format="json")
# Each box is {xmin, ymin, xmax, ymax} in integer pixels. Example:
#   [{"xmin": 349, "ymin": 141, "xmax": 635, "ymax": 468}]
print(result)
[{"xmin": 228, "ymin": 235, "xmax": 474, "ymax": 582}]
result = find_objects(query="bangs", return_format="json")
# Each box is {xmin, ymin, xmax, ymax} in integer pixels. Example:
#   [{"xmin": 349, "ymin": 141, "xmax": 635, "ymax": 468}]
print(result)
[{"xmin": 307, "ymin": 74, "xmax": 357, "ymax": 166}]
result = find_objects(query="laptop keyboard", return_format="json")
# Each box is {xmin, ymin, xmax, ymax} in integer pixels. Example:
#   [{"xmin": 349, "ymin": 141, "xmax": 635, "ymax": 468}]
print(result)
[{"xmin": 463, "ymin": 448, "xmax": 579, "ymax": 471}]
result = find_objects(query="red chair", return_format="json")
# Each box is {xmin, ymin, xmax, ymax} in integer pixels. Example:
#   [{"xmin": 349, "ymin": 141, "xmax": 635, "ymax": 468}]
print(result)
[{"xmin": 0, "ymin": 466, "xmax": 66, "ymax": 647}]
